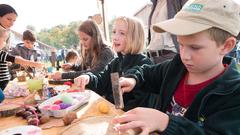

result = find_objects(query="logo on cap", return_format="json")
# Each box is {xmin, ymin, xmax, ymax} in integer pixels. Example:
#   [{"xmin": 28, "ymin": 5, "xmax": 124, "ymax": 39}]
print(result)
[{"xmin": 184, "ymin": 4, "xmax": 203, "ymax": 12}]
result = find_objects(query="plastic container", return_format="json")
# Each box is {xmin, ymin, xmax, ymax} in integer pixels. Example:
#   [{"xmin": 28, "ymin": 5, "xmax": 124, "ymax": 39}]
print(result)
[
  {"xmin": 39, "ymin": 91, "xmax": 90, "ymax": 118},
  {"xmin": 0, "ymin": 125, "xmax": 41, "ymax": 135},
  {"xmin": 27, "ymin": 79, "xmax": 43, "ymax": 92}
]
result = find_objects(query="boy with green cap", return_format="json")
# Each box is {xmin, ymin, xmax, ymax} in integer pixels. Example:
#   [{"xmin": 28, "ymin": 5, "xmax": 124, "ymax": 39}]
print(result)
[{"xmin": 112, "ymin": 0, "xmax": 240, "ymax": 134}]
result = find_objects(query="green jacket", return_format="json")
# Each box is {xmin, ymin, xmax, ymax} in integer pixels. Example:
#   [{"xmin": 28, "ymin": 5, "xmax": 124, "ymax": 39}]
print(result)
[
  {"xmin": 86, "ymin": 53, "xmax": 154, "ymax": 111},
  {"xmin": 126, "ymin": 54, "xmax": 240, "ymax": 135}
]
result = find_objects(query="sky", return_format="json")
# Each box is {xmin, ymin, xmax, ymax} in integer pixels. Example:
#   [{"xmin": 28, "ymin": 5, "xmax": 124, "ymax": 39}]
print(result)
[{"xmin": 0, "ymin": 0, "xmax": 149, "ymax": 33}]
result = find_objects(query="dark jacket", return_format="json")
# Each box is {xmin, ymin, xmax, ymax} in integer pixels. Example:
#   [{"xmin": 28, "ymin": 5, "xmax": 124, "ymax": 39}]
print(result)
[
  {"xmin": 126, "ymin": 54, "xmax": 240, "ymax": 135},
  {"xmin": 86, "ymin": 53, "xmax": 154, "ymax": 111},
  {"xmin": 61, "ymin": 46, "xmax": 114, "ymax": 79},
  {"xmin": 9, "ymin": 43, "xmax": 37, "ymax": 71}
]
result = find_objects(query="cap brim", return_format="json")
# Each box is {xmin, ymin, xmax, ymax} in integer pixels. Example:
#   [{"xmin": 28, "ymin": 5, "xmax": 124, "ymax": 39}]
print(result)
[{"xmin": 153, "ymin": 18, "xmax": 212, "ymax": 35}]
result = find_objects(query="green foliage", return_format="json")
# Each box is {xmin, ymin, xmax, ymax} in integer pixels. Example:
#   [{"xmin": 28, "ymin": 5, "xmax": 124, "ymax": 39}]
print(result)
[{"xmin": 37, "ymin": 21, "xmax": 81, "ymax": 49}]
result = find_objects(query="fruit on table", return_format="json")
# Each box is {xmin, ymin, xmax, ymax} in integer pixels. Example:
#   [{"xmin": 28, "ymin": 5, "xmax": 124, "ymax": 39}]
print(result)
[{"xmin": 97, "ymin": 101, "xmax": 110, "ymax": 114}]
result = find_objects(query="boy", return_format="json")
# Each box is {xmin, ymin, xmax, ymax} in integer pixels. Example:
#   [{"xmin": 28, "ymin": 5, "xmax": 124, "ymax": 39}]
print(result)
[
  {"xmin": 112, "ymin": 0, "xmax": 240, "ymax": 134},
  {"xmin": 11, "ymin": 29, "xmax": 37, "ymax": 60},
  {"xmin": 65, "ymin": 49, "xmax": 79, "ymax": 65},
  {"xmin": 9, "ymin": 30, "xmax": 38, "ymax": 78}
]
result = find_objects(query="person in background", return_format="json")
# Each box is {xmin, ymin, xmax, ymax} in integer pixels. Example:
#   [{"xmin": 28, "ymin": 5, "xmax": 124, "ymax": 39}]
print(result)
[
  {"xmin": 9, "ymin": 30, "xmax": 38, "ymax": 78},
  {"xmin": 64, "ymin": 49, "xmax": 79, "ymax": 66},
  {"xmin": 236, "ymin": 41, "xmax": 240, "ymax": 64},
  {"xmin": 112, "ymin": 0, "xmax": 240, "ymax": 134},
  {"xmin": 50, "ymin": 48, "xmax": 57, "ymax": 68},
  {"xmin": 0, "ymin": 28, "xmax": 43, "ymax": 92},
  {"xmin": 0, "ymin": 4, "xmax": 17, "ymax": 51},
  {"xmin": 74, "ymin": 16, "xmax": 154, "ymax": 111},
  {"xmin": 51, "ymin": 19, "xmax": 114, "ymax": 80},
  {"xmin": 146, "ymin": 0, "xmax": 187, "ymax": 64}
]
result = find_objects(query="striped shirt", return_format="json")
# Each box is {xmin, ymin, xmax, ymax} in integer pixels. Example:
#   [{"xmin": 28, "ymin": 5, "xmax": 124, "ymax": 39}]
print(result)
[{"xmin": 0, "ymin": 50, "xmax": 15, "ymax": 81}]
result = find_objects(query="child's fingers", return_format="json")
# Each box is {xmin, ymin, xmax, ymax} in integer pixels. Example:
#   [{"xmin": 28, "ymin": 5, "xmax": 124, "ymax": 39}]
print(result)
[
  {"xmin": 112, "ymin": 113, "xmax": 136, "ymax": 124},
  {"xmin": 114, "ymin": 120, "xmax": 145, "ymax": 133}
]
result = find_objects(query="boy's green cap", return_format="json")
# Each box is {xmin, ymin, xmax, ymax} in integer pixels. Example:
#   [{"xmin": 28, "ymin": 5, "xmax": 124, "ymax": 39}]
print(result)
[{"xmin": 153, "ymin": 0, "xmax": 240, "ymax": 36}]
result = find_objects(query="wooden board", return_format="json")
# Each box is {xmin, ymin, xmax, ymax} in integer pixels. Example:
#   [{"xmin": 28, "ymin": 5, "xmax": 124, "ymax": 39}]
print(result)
[
  {"xmin": 58, "ymin": 116, "xmax": 136, "ymax": 135},
  {"xmin": 0, "ymin": 103, "xmax": 21, "ymax": 117}
]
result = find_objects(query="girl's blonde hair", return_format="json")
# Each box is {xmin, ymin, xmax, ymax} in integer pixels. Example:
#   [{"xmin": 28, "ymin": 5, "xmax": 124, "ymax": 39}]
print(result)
[
  {"xmin": 115, "ymin": 16, "xmax": 145, "ymax": 54},
  {"xmin": 78, "ymin": 19, "xmax": 107, "ymax": 68}
]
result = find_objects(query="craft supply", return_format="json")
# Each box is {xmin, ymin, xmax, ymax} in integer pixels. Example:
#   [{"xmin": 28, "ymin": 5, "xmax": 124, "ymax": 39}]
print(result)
[
  {"xmin": 28, "ymin": 117, "xmax": 40, "ymax": 126},
  {"xmin": 59, "ymin": 103, "xmax": 72, "ymax": 109},
  {"xmin": 54, "ymin": 100, "xmax": 63, "ymax": 105},
  {"xmin": 97, "ymin": 101, "xmax": 109, "ymax": 114},
  {"xmin": 61, "ymin": 94, "xmax": 74, "ymax": 104},
  {"xmin": 50, "ymin": 105, "xmax": 61, "ymax": 110}
]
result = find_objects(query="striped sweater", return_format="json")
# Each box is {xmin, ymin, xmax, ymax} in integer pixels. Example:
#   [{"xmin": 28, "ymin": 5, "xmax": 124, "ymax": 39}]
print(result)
[{"xmin": 0, "ymin": 50, "xmax": 15, "ymax": 81}]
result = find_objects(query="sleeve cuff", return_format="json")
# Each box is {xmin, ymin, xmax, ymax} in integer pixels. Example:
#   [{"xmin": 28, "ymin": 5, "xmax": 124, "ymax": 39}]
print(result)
[{"xmin": 161, "ymin": 114, "xmax": 179, "ymax": 135}]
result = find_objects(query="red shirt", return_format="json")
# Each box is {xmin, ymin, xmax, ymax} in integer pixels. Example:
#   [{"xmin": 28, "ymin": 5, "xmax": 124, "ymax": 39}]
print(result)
[{"xmin": 168, "ymin": 65, "xmax": 227, "ymax": 116}]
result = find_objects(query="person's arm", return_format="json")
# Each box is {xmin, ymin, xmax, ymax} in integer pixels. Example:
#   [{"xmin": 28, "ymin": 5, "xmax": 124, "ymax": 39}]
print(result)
[
  {"xmin": 112, "ymin": 105, "xmax": 240, "ymax": 135},
  {"xmin": 123, "ymin": 61, "xmax": 170, "ymax": 94},
  {"xmin": 8, "ymin": 46, "xmax": 22, "ymax": 70},
  {"xmin": 70, "ymin": 63, "xmax": 81, "ymax": 71},
  {"xmin": 0, "ymin": 50, "xmax": 15, "ymax": 63},
  {"xmin": 14, "ymin": 56, "xmax": 43, "ymax": 68},
  {"xmin": 61, "ymin": 47, "xmax": 114, "ymax": 79}
]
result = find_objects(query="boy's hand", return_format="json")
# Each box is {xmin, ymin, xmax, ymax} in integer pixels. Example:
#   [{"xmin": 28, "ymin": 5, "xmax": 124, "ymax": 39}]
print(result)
[
  {"xmin": 74, "ymin": 75, "xmax": 90, "ymax": 91},
  {"xmin": 31, "ymin": 62, "xmax": 44, "ymax": 69},
  {"xmin": 51, "ymin": 72, "xmax": 62, "ymax": 80},
  {"xmin": 119, "ymin": 77, "xmax": 136, "ymax": 93},
  {"xmin": 112, "ymin": 107, "xmax": 169, "ymax": 134},
  {"xmin": 62, "ymin": 63, "xmax": 72, "ymax": 71},
  {"xmin": 15, "ymin": 56, "xmax": 44, "ymax": 69}
]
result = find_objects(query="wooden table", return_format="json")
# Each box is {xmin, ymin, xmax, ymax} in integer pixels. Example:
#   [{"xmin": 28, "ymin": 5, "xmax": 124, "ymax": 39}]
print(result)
[{"xmin": 0, "ymin": 90, "xmax": 122, "ymax": 135}]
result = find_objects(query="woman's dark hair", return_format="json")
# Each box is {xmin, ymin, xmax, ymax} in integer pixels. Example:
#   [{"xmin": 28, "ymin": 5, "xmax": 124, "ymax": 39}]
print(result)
[
  {"xmin": 0, "ymin": 4, "xmax": 18, "ymax": 17},
  {"xmin": 78, "ymin": 19, "xmax": 106, "ymax": 68}
]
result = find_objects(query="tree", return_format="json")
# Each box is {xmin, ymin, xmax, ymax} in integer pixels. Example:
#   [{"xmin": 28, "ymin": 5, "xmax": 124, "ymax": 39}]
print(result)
[{"xmin": 37, "ymin": 21, "xmax": 81, "ymax": 49}]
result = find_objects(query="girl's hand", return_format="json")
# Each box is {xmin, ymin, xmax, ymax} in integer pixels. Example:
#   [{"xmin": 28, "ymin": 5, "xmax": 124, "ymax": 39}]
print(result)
[
  {"xmin": 112, "ymin": 107, "xmax": 169, "ymax": 134},
  {"xmin": 74, "ymin": 75, "xmax": 90, "ymax": 91},
  {"xmin": 119, "ymin": 77, "xmax": 136, "ymax": 93},
  {"xmin": 51, "ymin": 72, "xmax": 62, "ymax": 80},
  {"xmin": 62, "ymin": 63, "xmax": 72, "ymax": 70}
]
